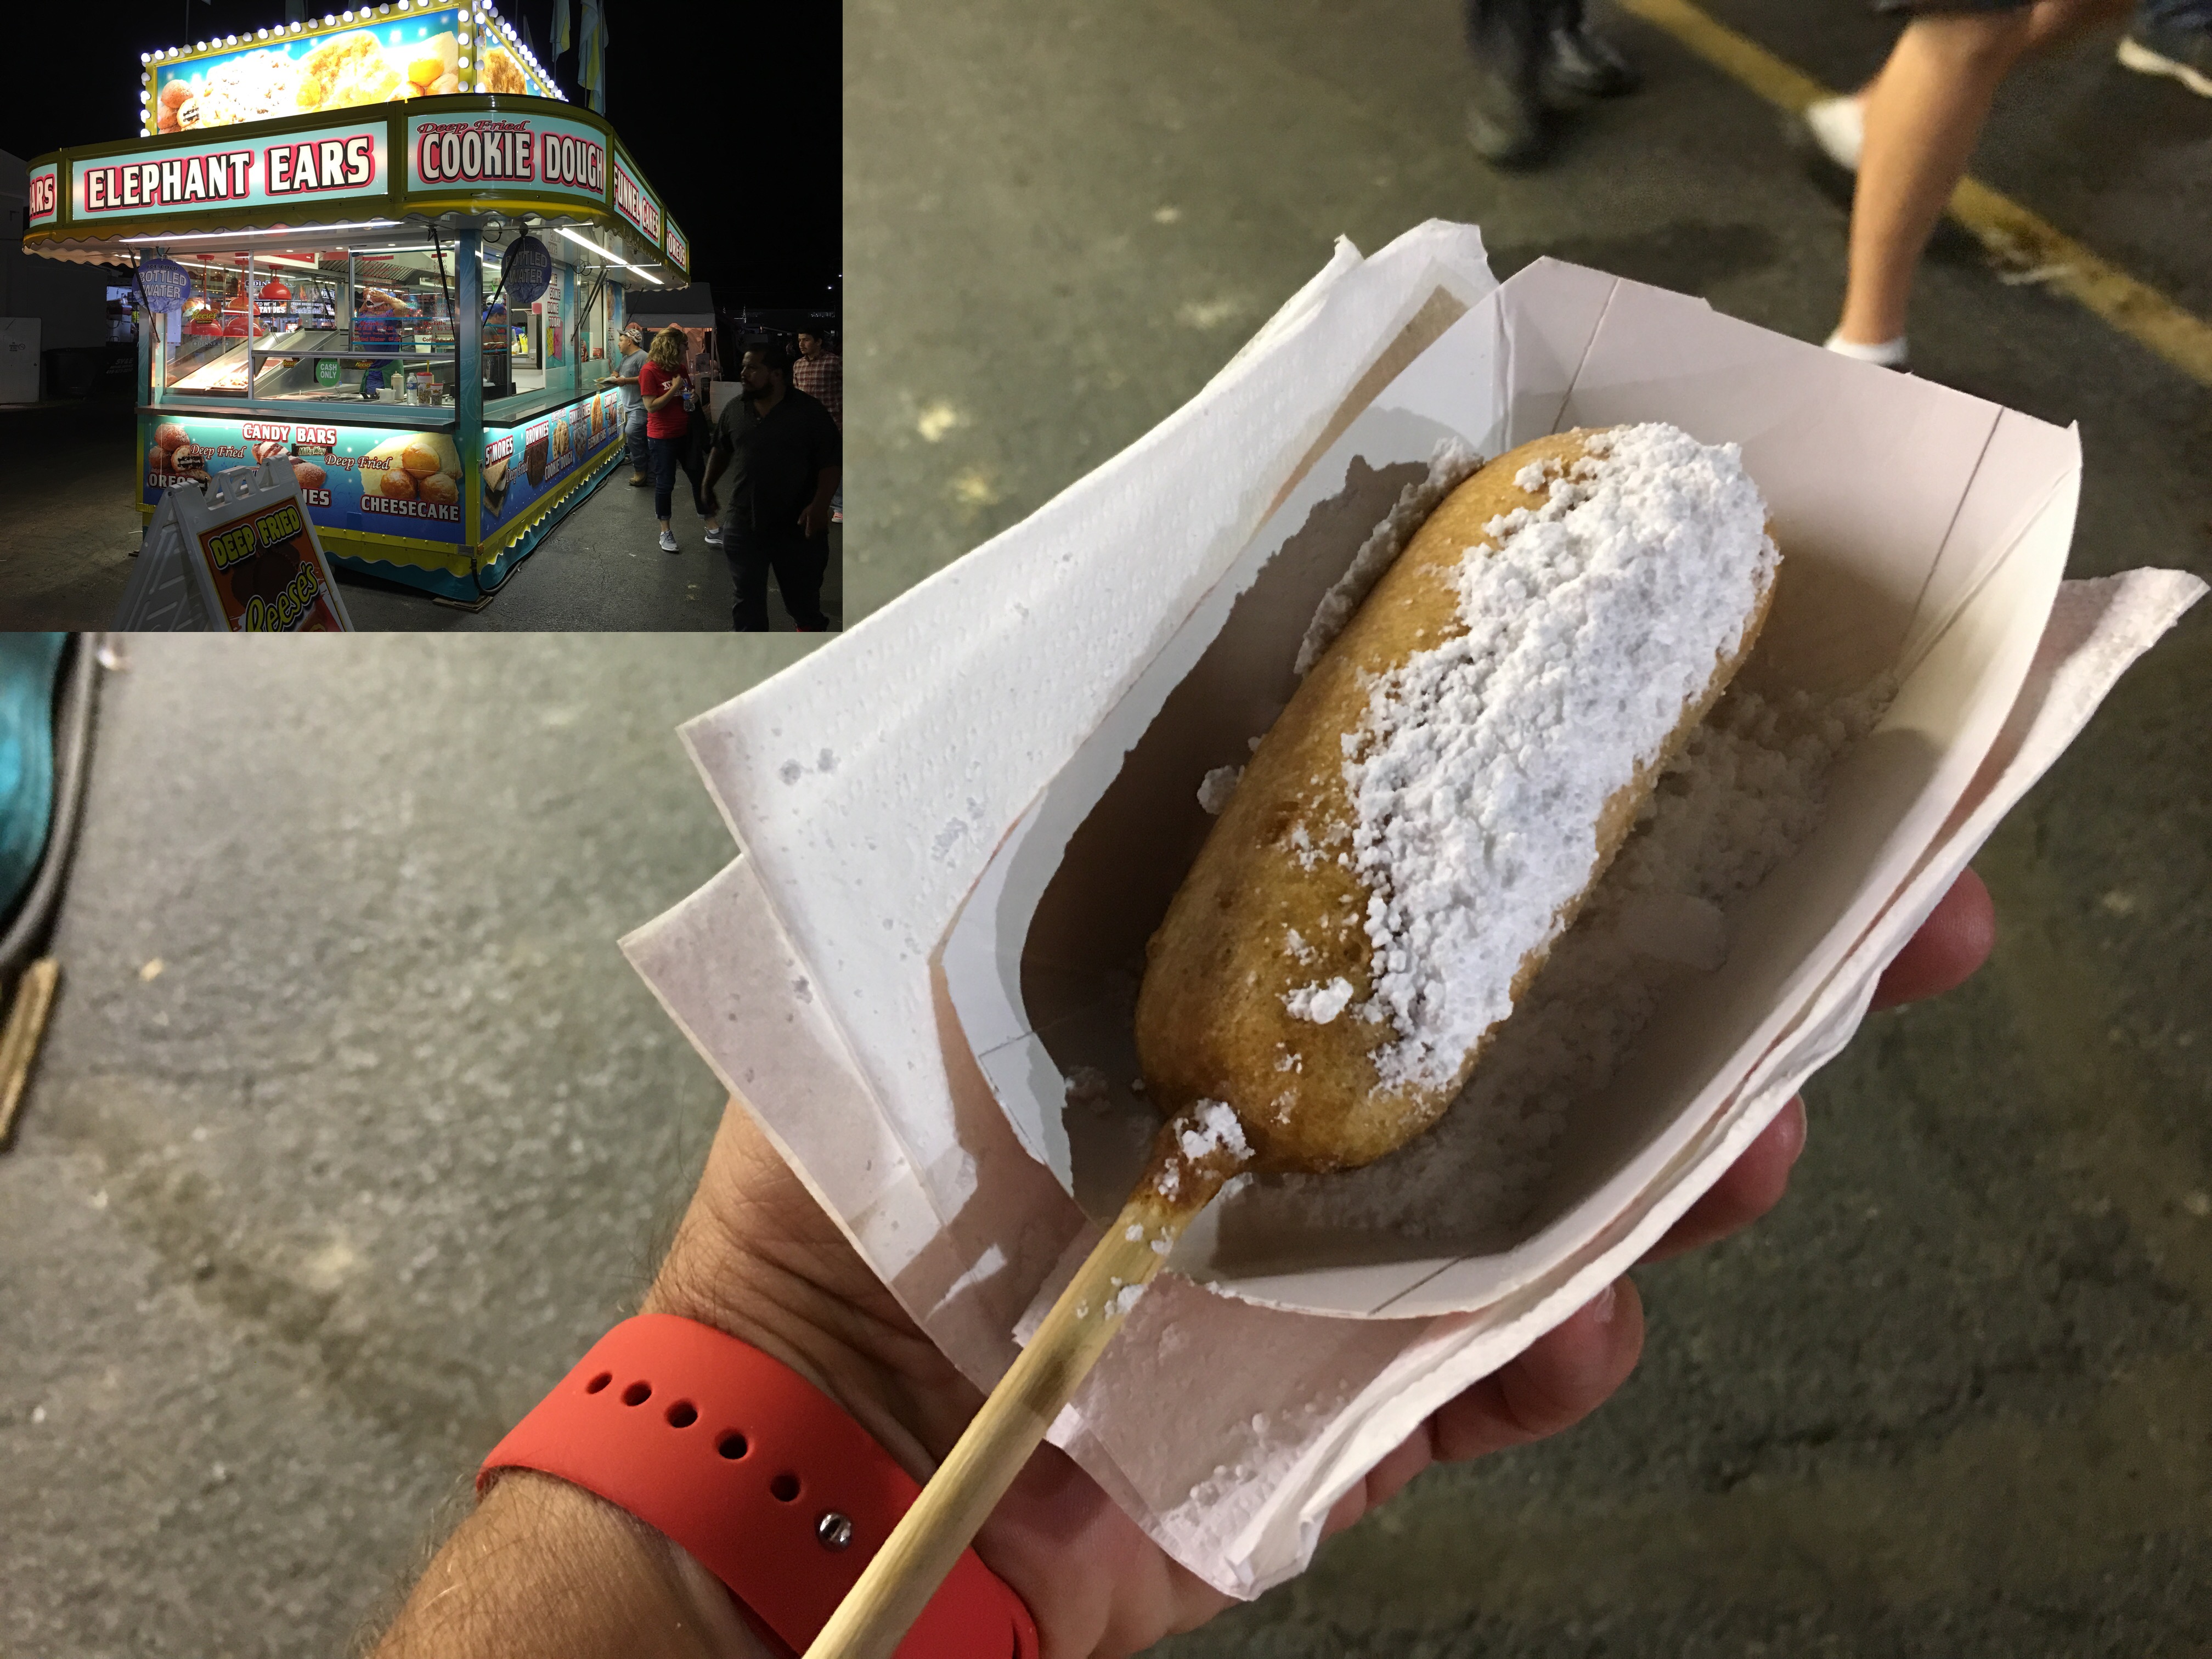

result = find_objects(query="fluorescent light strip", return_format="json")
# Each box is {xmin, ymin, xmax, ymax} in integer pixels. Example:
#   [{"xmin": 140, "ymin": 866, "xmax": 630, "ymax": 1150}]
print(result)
[
  {"xmin": 121, "ymin": 219, "xmax": 399, "ymax": 244},
  {"xmin": 556, "ymin": 226, "xmax": 662, "ymax": 285}
]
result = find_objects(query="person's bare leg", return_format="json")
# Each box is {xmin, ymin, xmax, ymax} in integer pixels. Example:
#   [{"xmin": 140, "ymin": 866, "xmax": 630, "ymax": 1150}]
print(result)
[
  {"xmin": 1835, "ymin": 10, "xmax": 2035, "ymax": 347},
  {"xmin": 1829, "ymin": 0, "xmax": 2130, "ymax": 130}
]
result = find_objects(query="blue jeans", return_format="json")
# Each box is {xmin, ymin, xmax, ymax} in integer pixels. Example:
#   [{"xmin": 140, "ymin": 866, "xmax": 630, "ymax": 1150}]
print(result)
[
  {"xmin": 623, "ymin": 405, "xmax": 647, "ymax": 472},
  {"xmin": 647, "ymin": 435, "xmax": 679, "ymax": 521}
]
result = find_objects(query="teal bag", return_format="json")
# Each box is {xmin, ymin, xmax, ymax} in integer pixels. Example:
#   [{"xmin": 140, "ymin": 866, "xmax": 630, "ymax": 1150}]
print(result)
[{"xmin": 0, "ymin": 634, "xmax": 68, "ymax": 925}]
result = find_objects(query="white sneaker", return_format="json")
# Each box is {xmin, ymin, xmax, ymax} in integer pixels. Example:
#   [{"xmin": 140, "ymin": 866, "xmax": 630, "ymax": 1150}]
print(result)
[
  {"xmin": 1824, "ymin": 330, "xmax": 1909, "ymax": 369},
  {"xmin": 1804, "ymin": 96, "xmax": 1864, "ymax": 171},
  {"xmin": 658, "ymin": 531, "xmax": 679, "ymax": 553}
]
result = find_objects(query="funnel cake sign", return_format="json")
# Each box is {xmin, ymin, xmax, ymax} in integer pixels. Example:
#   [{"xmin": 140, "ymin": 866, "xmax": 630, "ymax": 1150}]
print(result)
[
  {"xmin": 610, "ymin": 151, "xmax": 661, "ymax": 248},
  {"xmin": 406, "ymin": 111, "xmax": 607, "ymax": 202},
  {"xmin": 71, "ymin": 121, "xmax": 388, "ymax": 218}
]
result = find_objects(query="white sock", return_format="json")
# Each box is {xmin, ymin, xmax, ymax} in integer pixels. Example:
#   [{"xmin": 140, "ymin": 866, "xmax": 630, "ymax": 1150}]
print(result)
[
  {"xmin": 1804, "ymin": 95, "xmax": 1865, "ymax": 171},
  {"xmin": 1825, "ymin": 330, "xmax": 1909, "ymax": 367}
]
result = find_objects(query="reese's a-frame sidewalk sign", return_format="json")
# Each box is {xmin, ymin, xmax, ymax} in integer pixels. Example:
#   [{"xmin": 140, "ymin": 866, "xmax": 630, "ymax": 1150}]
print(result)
[{"xmin": 115, "ymin": 457, "xmax": 353, "ymax": 631}]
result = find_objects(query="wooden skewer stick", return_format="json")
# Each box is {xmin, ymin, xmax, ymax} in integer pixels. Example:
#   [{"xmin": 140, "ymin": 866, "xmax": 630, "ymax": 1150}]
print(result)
[
  {"xmin": 804, "ymin": 1111, "xmax": 1252, "ymax": 1659},
  {"xmin": 0, "ymin": 958, "xmax": 60, "ymax": 1150}
]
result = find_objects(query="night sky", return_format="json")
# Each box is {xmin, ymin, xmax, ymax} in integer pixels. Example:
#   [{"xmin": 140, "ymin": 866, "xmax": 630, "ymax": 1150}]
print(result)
[{"xmin": 3, "ymin": 0, "xmax": 838, "ymax": 311}]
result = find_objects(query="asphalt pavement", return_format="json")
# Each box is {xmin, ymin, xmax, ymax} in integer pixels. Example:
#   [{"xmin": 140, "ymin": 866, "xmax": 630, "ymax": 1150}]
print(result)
[{"xmin": 0, "ymin": 0, "xmax": 2206, "ymax": 1652}]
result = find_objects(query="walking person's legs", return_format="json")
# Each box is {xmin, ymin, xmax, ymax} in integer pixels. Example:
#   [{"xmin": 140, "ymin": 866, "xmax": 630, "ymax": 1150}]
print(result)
[
  {"xmin": 1464, "ymin": 0, "xmax": 1550, "ymax": 165},
  {"xmin": 768, "ymin": 535, "xmax": 831, "ymax": 631},
  {"xmin": 1803, "ymin": 0, "xmax": 2125, "ymax": 171},
  {"xmin": 649, "ymin": 436, "xmax": 679, "ymax": 551},
  {"xmin": 680, "ymin": 437, "xmax": 707, "ymax": 517},
  {"xmin": 2121, "ymin": 0, "xmax": 2212, "ymax": 92},
  {"xmin": 624, "ymin": 408, "xmax": 648, "ymax": 485},
  {"xmin": 1830, "ymin": 4, "xmax": 2037, "ymax": 360},
  {"xmin": 725, "ymin": 531, "xmax": 774, "ymax": 631}
]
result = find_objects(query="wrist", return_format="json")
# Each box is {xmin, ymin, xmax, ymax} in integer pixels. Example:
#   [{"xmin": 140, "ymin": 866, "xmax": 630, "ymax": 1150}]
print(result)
[
  {"xmin": 379, "ymin": 1469, "xmax": 763, "ymax": 1657},
  {"xmin": 639, "ymin": 1104, "xmax": 981, "ymax": 1483}
]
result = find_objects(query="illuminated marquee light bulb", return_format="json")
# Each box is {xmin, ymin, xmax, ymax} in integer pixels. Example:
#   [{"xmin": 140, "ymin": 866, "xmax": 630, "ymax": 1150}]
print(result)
[
  {"xmin": 257, "ymin": 27, "xmax": 268, "ymax": 37},
  {"xmin": 140, "ymin": 50, "xmax": 150, "ymax": 61}
]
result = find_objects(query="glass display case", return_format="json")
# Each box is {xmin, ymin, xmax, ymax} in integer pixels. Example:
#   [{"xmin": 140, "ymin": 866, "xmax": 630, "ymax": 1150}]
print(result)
[{"xmin": 157, "ymin": 239, "xmax": 463, "ymax": 409}]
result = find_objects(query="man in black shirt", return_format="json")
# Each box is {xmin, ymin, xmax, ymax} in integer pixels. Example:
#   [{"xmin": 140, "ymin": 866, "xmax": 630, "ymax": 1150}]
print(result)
[{"xmin": 702, "ymin": 346, "xmax": 842, "ymax": 631}]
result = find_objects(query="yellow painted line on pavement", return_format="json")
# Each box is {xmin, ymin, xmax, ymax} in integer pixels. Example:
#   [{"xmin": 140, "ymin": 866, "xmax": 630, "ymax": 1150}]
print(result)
[{"xmin": 1614, "ymin": 0, "xmax": 2212, "ymax": 387}]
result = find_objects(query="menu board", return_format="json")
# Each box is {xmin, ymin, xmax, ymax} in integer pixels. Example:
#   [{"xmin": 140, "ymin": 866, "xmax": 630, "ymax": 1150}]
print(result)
[
  {"xmin": 74, "ymin": 121, "xmax": 389, "ymax": 220},
  {"xmin": 149, "ymin": 7, "xmax": 549, "ymax": 136},
  {"xmin": 610, "ymin": 150, "xmax": 662, "ymax": 249},
  {"xmin": 407, "ymin": 109, "xmax": 607, "ymax": 202},
  {"xmin": 478, "ymin": 388, "xmax": 625, "ymax": 534},
  {"xmin": 143, "ymin": 414, "xmax": 465, "ymax": 546}
]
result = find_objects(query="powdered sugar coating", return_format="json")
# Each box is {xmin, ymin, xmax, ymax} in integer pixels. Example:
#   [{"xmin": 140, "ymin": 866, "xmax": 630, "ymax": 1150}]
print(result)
[
  {"xmin": 1294, "ymin": 438, "xmax": 1486, "ymax": 678},
  {"xmin": 1347, "ymin": 423, "xmax": 1779, "ymax": 1090},
  {"xmin": 1284, "ymin": 977, "xmax": 1355, "ymax": 1024},
  {"xmin": 1178, "ymin": 1098, "xmax": 1251, "ymax": 1164},
  {"xmin": 1250, "ymin": 673, "xmax": 1893, "ymax": 1242},
  {"xmin": 1197, "ymin": 765, "xmax": 1243, "ymax": 816}
]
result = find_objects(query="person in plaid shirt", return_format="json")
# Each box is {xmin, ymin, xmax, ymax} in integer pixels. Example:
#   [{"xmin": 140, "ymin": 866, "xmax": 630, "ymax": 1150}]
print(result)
[{"xmin": 792, "ymin": 330, "xmax": 842, "ymax": 428}]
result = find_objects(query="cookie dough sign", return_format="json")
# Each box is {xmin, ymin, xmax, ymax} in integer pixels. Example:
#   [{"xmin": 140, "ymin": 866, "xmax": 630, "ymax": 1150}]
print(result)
[{"xmin": 405, "ymin": 111, "xmax": 607, "ymax": 202}]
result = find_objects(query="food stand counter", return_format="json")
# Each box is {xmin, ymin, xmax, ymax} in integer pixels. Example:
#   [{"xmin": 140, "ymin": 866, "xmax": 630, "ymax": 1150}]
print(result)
[{"xmin": 23, "ymin": 30, "xmax": 688, "ymax": 601}]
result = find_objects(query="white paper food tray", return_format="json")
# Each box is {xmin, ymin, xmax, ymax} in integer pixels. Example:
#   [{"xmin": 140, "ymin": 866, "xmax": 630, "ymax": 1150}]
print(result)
[{"xmin": 623, "ymin": 221, "xmax": 2203, "ymax": 1595}]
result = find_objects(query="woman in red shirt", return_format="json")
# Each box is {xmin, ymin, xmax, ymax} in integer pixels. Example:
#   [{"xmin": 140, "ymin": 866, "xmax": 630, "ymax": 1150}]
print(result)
[{"xmin": 638, "ymin": 327, "xmax": 694, "ymax": 552}]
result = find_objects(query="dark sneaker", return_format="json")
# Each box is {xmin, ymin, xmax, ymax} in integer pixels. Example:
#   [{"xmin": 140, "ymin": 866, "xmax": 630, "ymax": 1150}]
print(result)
[
  {"xmin": 1467, "ymin": 68, "xmax": 1546, "ymax": 167},
  {"xmin": 2118, "ymin": 25, "xmax": 2212, "ymax": 98},
  {"xmin": 1543, "ymin": 19, "xmax": 1640, "ymax": 99}
]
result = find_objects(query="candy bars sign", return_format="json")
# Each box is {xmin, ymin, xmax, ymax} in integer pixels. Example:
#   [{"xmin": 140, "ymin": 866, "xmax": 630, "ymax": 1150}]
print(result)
[
  {"xmin": 611, "ymin": 152, "xmax": 661, "ymax": 247},
  {"xmin": 406, "ymin": 111, "xmax": 607, "ymax": 202},
  {"xmin": 73, "ymin": 122, "xmax": 388, "ymax": 218}
]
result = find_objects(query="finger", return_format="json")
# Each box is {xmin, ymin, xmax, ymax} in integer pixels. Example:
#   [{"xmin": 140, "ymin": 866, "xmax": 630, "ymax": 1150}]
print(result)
[
  {"xmin": 1872, "ymin": 867, "xmax": 1995, "ymax": 1009},
  {"xmin": 1431, "ymin": 1278, "xmax": 1644, "ymax": 1463},
  {"xmin": 980, "ymin": 1442, "xmax": 1237, "ymax": 1659},
  {"xmin": 1640, "ymin": 1094, "xmax": 1807, "ymax": 1263}
]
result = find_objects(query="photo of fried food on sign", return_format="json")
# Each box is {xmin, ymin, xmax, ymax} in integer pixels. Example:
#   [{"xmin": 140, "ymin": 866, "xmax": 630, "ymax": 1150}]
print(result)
[
  {"xmin": 481, "ymin": 46, "xmax": 527, "ymax": 94},
  {"xmin": 150, "ymin": 10, "xmax": 476, "ymax": 134}
]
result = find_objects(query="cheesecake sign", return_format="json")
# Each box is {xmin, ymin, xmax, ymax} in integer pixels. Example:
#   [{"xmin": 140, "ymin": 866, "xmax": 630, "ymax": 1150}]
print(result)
[
  {"xmin": 74, "ymin": 122, "xmax": 388, "ymax": 218},
  {"xmin": 407, "ymin": 111, "xmax": 607, "ymax": 202}
]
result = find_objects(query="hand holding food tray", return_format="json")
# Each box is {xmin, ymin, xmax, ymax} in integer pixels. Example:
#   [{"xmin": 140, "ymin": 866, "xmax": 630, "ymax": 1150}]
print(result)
[{"xmin": 622, "ymin": 222, "xmax": 2203, "ymax": 1607}]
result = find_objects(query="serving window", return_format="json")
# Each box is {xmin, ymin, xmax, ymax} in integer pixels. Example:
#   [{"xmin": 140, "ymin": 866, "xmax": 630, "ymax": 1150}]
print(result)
[{"xmin": 153, "ymin": 236, "xmax": 464, "ymax": 413}]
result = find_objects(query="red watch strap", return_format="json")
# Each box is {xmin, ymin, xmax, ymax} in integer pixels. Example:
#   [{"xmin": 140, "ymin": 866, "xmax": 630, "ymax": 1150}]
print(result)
[{"xmin": 479, "ymin": 1315, "xmax": 1038, "ymax": 1659}]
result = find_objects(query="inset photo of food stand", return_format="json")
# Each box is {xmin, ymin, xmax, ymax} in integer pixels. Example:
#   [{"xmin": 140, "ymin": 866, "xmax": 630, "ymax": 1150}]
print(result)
[{"xmin": 19, "ymin": 5, "xmax": 698, "ymax": 608}]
